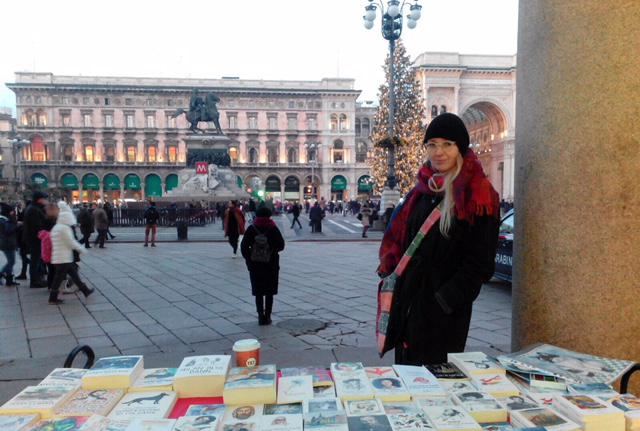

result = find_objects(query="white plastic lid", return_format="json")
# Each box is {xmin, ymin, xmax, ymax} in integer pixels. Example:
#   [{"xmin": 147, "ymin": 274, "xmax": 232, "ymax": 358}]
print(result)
[{"xmin": 233, "ymin": 339, "xmax": 261, "ymax": 352}]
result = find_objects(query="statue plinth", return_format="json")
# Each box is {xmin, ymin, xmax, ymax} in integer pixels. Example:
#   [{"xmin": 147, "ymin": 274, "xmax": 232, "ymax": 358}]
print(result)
[{"xmin": 184, "ymin": 133, "xmax": 232, "ymax": 150}]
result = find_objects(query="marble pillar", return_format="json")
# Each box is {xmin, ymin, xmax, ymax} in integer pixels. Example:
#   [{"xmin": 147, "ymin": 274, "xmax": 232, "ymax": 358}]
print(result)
[{"xmin": 514, "ymin": 0, "xmax": 640, "ymax": 368}]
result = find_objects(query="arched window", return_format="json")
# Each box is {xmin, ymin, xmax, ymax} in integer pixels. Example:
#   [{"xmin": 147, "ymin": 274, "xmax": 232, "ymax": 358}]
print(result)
[
  {"xmin": 63, "ymin": 145, "xmax": 74, "ymax": 162},
  {"xmin": 30, "ymin": 136, "xmax": 47, "ymax": 162},
  {"xmin": 36, "ymin": 110, "xmax": 48, "ymax": 127},
  {"xmin": 267, "ymin": 146, "xmax": 278, "ymax": 164},
  {"xmin": 332, "ymin": 139, "xmax": 344, "ymax": 163},
  {"xmin": 362, "ymin": 118, "xmax": 371, "ymax": 136},
  {"xmin": 248, "ymin": 147, "xmax": 258, "ymax": 164},
  {"xmin": 355, "ymin": 119, "xmax": 361, "ymax": 135},
  {"xmin": 126, "ymin": 145, "xmax": 137, "ymax": 162},
  {"xmin": 147, "ymin": 146, "xmax": 157, "ymax": 163},
  {"xmin": 431, "ymin": 105, "xmax": 438, "ymax": 118},
  {"xmin": 287, "ymin": 147, "xmax": 298, "ymax": 164},
  {"xmin": 167, "ymin": 145, "xmax": 178, "ymax": 163},
  {"xmin": 307, "ymin": 147, "xmax": 317, "ymax": 163},
  {"xmin": 330, "ymin": 114, "xmax": 338, "ymax": 131},
  {"xmin": 22, "ymin": 109, "xmax": 35, "ymax": 127},
  {"xmin": 339, "ymin": 114, "xmax": 348, "ymax": 131},
  {"xmin": 84, "ymin": 145, "xmax": 95, "ymax": 162},
  {"xmin": 440, "ymin": 105, "xmax": 447, "ymax": 114},
  {"xmin": 229, "ymin": 147, "xmax": 239, "ymax": 162},
  {"xmin": 104, "ymin": 145, "xmax": 115, "ymax": 162},
  {"xmin": 356, "ymin": 141, "xmax": 368, "ymax": 163}
]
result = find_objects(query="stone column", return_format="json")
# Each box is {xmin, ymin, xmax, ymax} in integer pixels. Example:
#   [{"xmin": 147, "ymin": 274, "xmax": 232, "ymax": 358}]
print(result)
[{"xmin": 513, "ymin": 0, "xmax": 640, "ymax": 369}]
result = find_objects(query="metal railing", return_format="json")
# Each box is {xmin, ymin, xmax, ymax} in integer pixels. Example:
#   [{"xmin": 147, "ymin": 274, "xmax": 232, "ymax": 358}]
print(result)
[{"xmin": 110, "ymin": 207, "xmax": 216, "ymax": 227}]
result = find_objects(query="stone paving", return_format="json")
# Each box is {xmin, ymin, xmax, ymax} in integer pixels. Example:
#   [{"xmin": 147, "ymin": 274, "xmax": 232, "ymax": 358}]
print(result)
[{"xmin": 0, "ymin": 241, "xmax": 511, "ymax": 403}]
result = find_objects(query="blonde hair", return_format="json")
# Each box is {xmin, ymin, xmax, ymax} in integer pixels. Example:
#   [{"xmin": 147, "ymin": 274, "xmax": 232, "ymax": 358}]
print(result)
[{"xmin": 427, "ymin": 153, "xmax": 464, "ymax": 237}]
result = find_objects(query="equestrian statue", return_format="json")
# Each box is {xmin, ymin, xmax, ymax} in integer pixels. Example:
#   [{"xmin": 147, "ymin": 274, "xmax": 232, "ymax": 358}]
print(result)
[{"xmin": 172, "ymin": 89, "xmax": 223, "ymax": 134}]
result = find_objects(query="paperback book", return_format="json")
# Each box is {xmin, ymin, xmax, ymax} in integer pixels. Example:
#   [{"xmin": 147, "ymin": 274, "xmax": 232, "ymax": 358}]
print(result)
[
  {"xmin": 452, "ymin": 391, "xmax": 508, "ymax": 424},
  {"xmin": 107, "ymin": 391, "xmax": 177, "ymax": 420},
  {"xmin": 553, "ymin": 394, "xmax": 625, "ymax": 430},
  {"xmin": 370, "ymin": 376, "xmax": 411, "ymax": 402},
  {"xmin": 330, "ymin": 363, "xmax": 365, "ymax": 374},
  {"xmin": 25, "ymin": 416, "xmax": 93, "ymax": 431},
  {"xmin": 82, "ymin": 356, "xmax": 144, "ymax": 390},
  {"xmin": 303, "ymin": 410, "xmax": 348, "ymax": 431},
  {"xmin": 497, "ymin": 357, "xmax": 567, "ymax": 391},
  {"xmin": 607, "ymin": 393, "xmax": 640, "ymax": 430},
  {"xmin": 223, "ymin": 365, "xmax": 277, "ymax": 405},
  {"xmin": 124, "ymin": 418, "xmax": 177, "ymax": 431},
  {"xmin": 344, "ymin": 399, "xmax": 385, "ymax": 417},
  {"xmin": 471, "ymin": 374, "xmax": 520, "ymax": 398},
  {"xmin": 333, "ymin": 372, "xmax": 374, "ymax": 401},
  {"xmin": 173, "ymin": 355, "xmax": 231, "ymax": 397},
  {"xmin": 314, "ymin": 386, "xmax": 337, "ymax": 398},
  {"xmin": 264, "ymin": 403, "xmax": 304, "ymax": 415},
  {"xmin": 365, "ymin": 367, "xmax": 397, "ymax": 379},
  {"xmin": 173, "ymin": 414, "xmax": 220, "ymax": 431},
  {"xmin": 280, "ymin": 367, "xmax": 333, "ymax": 387},
  {"xmin": 38, "ymin": 368, "xmax": 87, "ymax": 389},
  {"xmin": 393, "ymin": 365, "xmax": 447, "ymax": 398},
  {"xmin": 0, "ymin": 385, "xmax": 74, "ymax": 419},
  {"xmin": 383, "ymin": 402, "xmax": 436, "ymax": 431},
  {"xmin": 496, "ymin": 395, "xmax": 540, "ymax": 412},
  {"xmin": 441, "ymin": 380, "xmax": 478, "ymax": 394},
  {"xmin": 277, "ymin": 375, "xmax": 314, "ymax": 404},
  {"xmin": 421, "ymin": 405, "xmax": 482, "ymax": 430},
  {"xmin": 0, "ymin": 414, "xmax": 40, "ymax": 431},
  {"xmin": 346, "ymin": 414, "xmax": 393, "ymax": 431},
  {"xmin": 223, "ymin": 404, "xmax": 264, "ymax": 424},
  {"xmin": 55, "ymin": 388, "xmax": 124, "ymax": 417},
  {"xmin": 566, "ymin": 383, "xmax": 619, "ymax": 399},
  {"xmin": 185, "ymin": 404, "xmax": 227, "ymax": 417},
  {"xmin": 303, "ymin": 398, "xmax": 344, "ymax": 414},
  {"xmin": 425, "ymin": 363, "xmax": 468, "ymax": 381},
  {"xmin": 448, "ymin": 353, "xmax": 505, "ymax": 377},
  {"xmin": 260, "ymin": 414, "xmax": 304, "ymax": 431},
  {"xmin": 129, "ymin": 368, "xmax": 177, "ymax": 393},
  {"xmin": 510, "ymin": 407, "xmax": 580, "ymax": 431}
]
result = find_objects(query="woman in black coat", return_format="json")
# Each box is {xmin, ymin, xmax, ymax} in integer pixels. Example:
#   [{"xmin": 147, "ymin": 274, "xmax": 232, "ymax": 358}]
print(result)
[
  {"xmin": 377, "ymin": 113, "xmax": 500, "ymax": 365},
  {"xmin": 241, "ymin": 207, "xmax": 285, "ymax": 326}
]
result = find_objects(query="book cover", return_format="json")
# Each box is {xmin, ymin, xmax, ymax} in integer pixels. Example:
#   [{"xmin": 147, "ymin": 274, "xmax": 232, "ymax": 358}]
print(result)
[
  {"xmin": 124, "ymin": 418, "xmax": 177, "ymax": 431},
  {"xmin": 448, "ymin": 353, "xmax": 504, "ymax": 377},
  {"xmin": 303, "ymin": 411, "xmax": 348, "ymax": 431},
  {"xmin": 387, "ymin": 411, "xmax": 435, "ymax": 431},
  {"xmin": 422, "ymin": 406, "xmax": 482, "ymax": 430},
  {"xmin": 607, "ymin": 393, "xmax": 640, "ymax": 415},
  {"xmin": 223, "ymin": 365, "xmax": 277, "ymax": 404},
  {"xmin": 344, "ymin": 399, "xmax": 385, "ymax": 417},
  {"xmin": 185, "ymin": 404, "xmax": 227, "ymax": 417},
  {"xmin": 496, "ymin": 394, "xmax": 540, "ymax": 411},
  {"xmin": 277, "ymin": 375, "xmax": 314, "ymax": 404},
  {"xmin": 0, "ymin": 414, "xmax": 40, "ymax": 431},
  {"xmin": 0, "ymin": 385, "xmax": 74, "ymax": 419},
  {"xmin": 370, "ymin": 377, "xmax": 410, "ymax": 402},
  {"xmin": 223, "ymin": 404, "xmax": 263, "ymax": 424},
  {"xmin": 264, "ymin": 403, "xmax": 303, "ymax": 415},
  {"xmin": 511, "ymin": 407, "xmax": 579, "ymax": 430},
  {"xmin": 260, "ymin": 414, "xmax": 303, "ymax": 431},
  {"xmin": 330, "ymin": 363, "xmax": 365, "ymax": 375},
  {"xmin": 221, "ymin": 421, "xmax": 258, "ymax": 431},
  {"xmin": 416, "ymin": 397, "xmax": 456, "ymax": 409},
  {"xmin": 382, "ymin": 402, "xmax": 421, "ymax": 415},
  {"xmin": 346, "ymin": 415, "xmax": 393, "ymax": 431},
  {"xmin": 280, "ymin": 367, "xmax": 333, "ymax": 387},
  {"xmin": 393, "ymin": 365, "xmax": 446, "ymax": 398},
  {"xmin": 107, "ymin": 391, "xmax": 177, "ymax": 420},
  {"xmin": 173, "ymin": 415, "xmax": 220, "ymax": 431},
  {"xmin": 99, "ymin": 418, "xmax": 131, "ymax": 431},
  {"xmin": 55, "ymin": 388, "xmax": 124, "ymax": 417},
  {"xmin": 82, "ymin": 356, "xmax": 144, "ymax": 390},
  {"xmin": 364, "ymin": 367, "xmax": 397, "ymax": 379},
  {"xmin": 303, "ymin": 398, "xmax": 344, "ymax": 414},
  {"xmin": 452, "ymin": 392, "xmax": 507, "ymax": 423},
  {"xmin": 174, "ymin": 355, "xmax": 231, "ymax": 397},
  {"xmin": 425, "ymin": 363, "xmax": 468, "ymax": 381},
  {"xmin": 26, "ymin": 416, "xmax": 90, "ymax": 431},
  {"xmin": 566, "ymin": 382, "xmax": 619, "ymax": 398},
  {"xmin": 314, "ymin": 386, "xmax": 336, "ymax": 398},
  {"xmin": 334, "ymin": 373, "xmax": 374, "ymax": 401},
  {"xmin": 470, "ymin": 375, "xmax": 519, "ymax": 397},
  {"xmin": 130, "ymin": 368, "xmax": 177, "ymax": 392},
  {"xmin": 38, "ymin": 368, "xmax": 87, "ymax": 389},
  {"xmin": 441, "ymin": 380, "xmax": 477, "ymax": 394}
]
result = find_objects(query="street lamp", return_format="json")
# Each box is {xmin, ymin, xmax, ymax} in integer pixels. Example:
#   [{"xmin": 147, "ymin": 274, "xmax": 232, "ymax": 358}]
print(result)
[
  {"xmin": 305, "ymin": 142, "xmax": 319, "ymax": 200},
  {"xmin": 363, "ymin": 0, "xmax": 422, "ymax": 195},
  {"xmin": 9, "ymin": 136, "xmax": 30, "ymax": 194}
]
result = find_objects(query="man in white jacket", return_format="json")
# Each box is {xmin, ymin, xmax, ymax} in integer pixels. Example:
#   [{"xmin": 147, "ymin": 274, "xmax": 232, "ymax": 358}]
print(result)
[{"xmin": 48, "ymin": 202, "xmax": 94, "ymax": 305}]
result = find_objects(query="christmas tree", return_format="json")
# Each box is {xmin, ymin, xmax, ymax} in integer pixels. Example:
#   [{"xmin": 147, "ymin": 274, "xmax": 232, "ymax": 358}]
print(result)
[{"xmin": 371, "ymin": 39, "xmax": 427, "ymax": 196}]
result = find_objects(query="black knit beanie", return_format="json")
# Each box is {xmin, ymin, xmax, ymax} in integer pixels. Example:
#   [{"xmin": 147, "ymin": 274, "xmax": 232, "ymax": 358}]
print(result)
[{"xmin": 423, "ymin": 113, "xmax": 470, "ymax": 155}]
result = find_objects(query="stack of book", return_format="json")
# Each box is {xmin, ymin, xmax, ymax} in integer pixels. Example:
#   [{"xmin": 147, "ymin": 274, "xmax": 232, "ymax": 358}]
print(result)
[
  {"xmin": 426, "ymin": 363, "xmax": 469, "ymax": 382},
  {"xmin": 107, "ymin": 391, "xmax": 178, "ymax": 420},
  {"xmin": 173, "ymin": 355, "xmax": 231, "ymax": 397},
  {"xmin": 53, "ymin": 388, "xmax": 124, "ymax": 417},
  {"xmin": 510, "ymin": 407, "xmax": 581, "ymax": 430},
  {"xmin": 277, "ymin": 375, "xmax": 314, "ymax": 404},
  {"xmin": 365, "ymin": 367, "xmax": 411, "ymax": 402},
  {"xmin": 303, "ymin": 398, "xmax": 348, "ymax": 431},
  {"xmin": 382, "ymin": 400, "xmax": 436, "ymax": 430},
  {"xmin": 0, "ymin": 386, "xmax": 75, "ymax": 419},
  {"xmin": 451, "ymin": 391, "xmax": 508, "ymax": 423},
  {"xmin": 553, "ymin": 394, "xmax": 625, "ymax": 430},
  {"xmin": 331, "ymin": 363, "xmax": 374, "ymax": 401},
  {"xmin": 223, "ymin": 365, "xmax": 278, "ymax": 405},
  {"xmin": 129, "ymin": 368, "xmax": 177, "ymax": 393},
  {"xmin": 607, "ymin": 393, "xmax": 640, "ymax": 431},
  {"xmin": 470, "ymin": 374, "xmax": 520, "ymax": 398},
  {"xmin": 81, "ymin": 356, "xmax": 144, "ymax": 390},
  {"xmin": 393, "ymin": 365, "xmax": 447, "ymax": 399},
  {"xmin": 421, "ymin": 405, "xmax": 482, "ymax": 430},
  {"xmin": 0, "ymin": 414, "xmax": 40, "ymax": 431},
  {"xmin": 448, "ymin": 353, "xmax": 505, "ymax": 378}
]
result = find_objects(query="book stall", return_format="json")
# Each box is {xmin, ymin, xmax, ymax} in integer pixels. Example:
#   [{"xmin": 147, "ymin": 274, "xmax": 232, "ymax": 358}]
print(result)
[{"xmin": 0, "ymin": 341, "xmax": 639, "ymax": 431}]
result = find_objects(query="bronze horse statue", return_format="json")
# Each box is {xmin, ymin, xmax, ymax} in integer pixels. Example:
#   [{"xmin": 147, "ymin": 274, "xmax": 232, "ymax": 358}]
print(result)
[{"xmin": 173, "ymin": 90, "xmax": 223, "ymax": 134}]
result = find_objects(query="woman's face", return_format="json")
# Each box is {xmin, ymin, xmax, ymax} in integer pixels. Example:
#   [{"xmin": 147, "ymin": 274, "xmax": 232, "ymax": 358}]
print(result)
[{"xmin": 426, "ymin": 137, "xmax": 460, "ymax": 173}]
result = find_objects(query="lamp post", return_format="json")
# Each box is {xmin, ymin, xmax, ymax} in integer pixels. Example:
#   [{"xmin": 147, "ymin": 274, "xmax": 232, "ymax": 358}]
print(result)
[
  {"xmin": 363, "ymin": 0, "xmax": 422, "ymax": 202},
  {"xmin": 9, "ymin": 136, "xmax": 29, "ymax": 195},
  {"xmin": 305, "ymin": 142, "xmax": 319, "ymax": 200}
]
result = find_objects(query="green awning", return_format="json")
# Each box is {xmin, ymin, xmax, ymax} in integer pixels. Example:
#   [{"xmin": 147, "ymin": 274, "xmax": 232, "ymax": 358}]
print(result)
[
  {"xmin": 265, "ymin": 176, "xmax": 281, "ymax": 192},
  {"xmin": 124, "ymin": 174, "xmax": 141, "ymax": 191},
  {"xmin": 60, "ymin": 174, "xmax": 78, "ymax": 190},
  {"xmin": 103, "ymin": 174, "xmax": 121, "ymax": 191},
  {"xmin": 166, "ymin": 174, "xmax": 179, "ymax": 191},
  {"xmin": 31, "ymin": 173, "xmax": 48, "ymax": 188},
  {"xmin": 145, "ymin": 174, "xmax": 162, "ymax": 197},
  {"xmin": 331, "ymin": 175, "xmax": 347, "ymax": 191},
  {"xmin": 82, "ymin": 174, "xmax": 100, "ymax": 190},
  {"xmin": 358, "ymin": 175, "xmax": 373, "ymax": 193}
]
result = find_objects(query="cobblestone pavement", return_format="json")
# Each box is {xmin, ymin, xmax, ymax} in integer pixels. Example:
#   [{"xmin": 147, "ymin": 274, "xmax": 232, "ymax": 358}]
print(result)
[{"xmin": 0, "ymin": 241, "xmax": 511, "ymax": 403}]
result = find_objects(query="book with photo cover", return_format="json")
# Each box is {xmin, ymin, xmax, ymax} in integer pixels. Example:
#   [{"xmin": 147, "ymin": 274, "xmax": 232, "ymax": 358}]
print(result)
[
  {"xmin": 277, "ymin": 375, "xmax": 314, "ymax": 404},
  {"xmin": 185, "ymin": 403, "xmax": 227, "ymax": 417},
  {"xmin": 264, "ymin": 403, "xmax": 303, "ymax": 415},
  {"xmin": 330, "ymin": 363, "xmax": 365, "ymax": 375},
  {"xmin": 98, "ymin": 418, "xmax": 131, "ymax": 431},
  {"xmin": 0, "ymin": 385, "xmax": 74, "ymax": 419},
  {"xmin": 452, "ymin": 391, "xmax": 507, "ymax": 424},
  {"xmin": 314, "ymin": 386, "xmax": 337, "ymax": 398},
  {"xmin": 383, "ymin": 402, "xmax": 436, "ymax": 431},
  {"xmin": 553, "ymin": 394, "xmax": 625, "ymax": 429},
  {"xmin": 497, "ymin": 357, "xmax": 567, "ymax": 391},
  {"xmin": 260, "ymin": 413, "xmax": 304, "ymax": 431},
  {"xmin": 54, "ymin": 388, "xmax": 124, "ymax": 417},
  {"xmin": 448, "ymin": 352, "xmax": 505, "ymax": 377},
  {"xmin": 416, "ymin": 397, "xmax": 457, "ymax": 409},
  {"xmin": 369, "ymin": 376, "xmax": 411, "ymax": 402},
  {"xmin": 82, "ymin": 356, "xmax": 144, "ymax": 390},
  {"xmin": 303, "ymin": 410, "xmax": 348, "ymax": 431},
  {"xmin": 344, "ymin": 399, "xmax": 385, "ymax": 417},
  {"xmin": 125, "ymin": 418, "xmax": 177, "ymax": 431},
  {"xmin": 303, "ymin": 398, "xmax": 344, "ymax": 414},
  {"xmin": 441, "ymin": 380, "xmax": 478, "ymax": 394},
  {"xmin": 365, "ymin": 367, "xmax": 397, "ymax": 379},
  {"xmin": 566, "ymin": 383, "xmax": 619, "ymax": 399},
  {"xmin": 393, "ymin": 365, "xmax": 447, "ymax": 398},
  {"xmin": 221, "ymin": 421, "xmax": 259, "ymax": 431},
  {"xmin": 173, "ymin": 414, "xmax": 220, "ymax": 431},
  {"xmin": 425, "ymin": 363, "xmax": 468, "ymax": 381},
  {"xmin": 496, "ymin": 394, "xmax": 540, "ymax": 412},
  {"xmin": 223, "ymin": 365, "xmax": 277, "ymax": 405},
  {"xmin": 107, "ymin": 391, "xmax": 177, "ymax": 420},
  {"xmin": 347, "ymin": 415, "xmax": 393, "ymax": 431},
  {"xmin": 421, "ymin": 405, "xmax": 482, "ymax": 430},
  {"xmin": 281, "ymin": 367, "xmax": 333, "ymax": 387},
  {"xmin": 223, "ymin": 404, "xmax": 264, "ymax": 424},
  {"xmin": 510, "ymin": 407, "xmax": 580, "ymax": 431},
  {"xmin": 470, "ymin": 374, "xmax": 519, "ymax": 398},
  {"xmin": 173, "ymin": 355, "xmax": 231, "ymax": 397},
  {"xmin": 0, "ymin": 414, "xmax": 40, "ymax": 431},
  {"xmin": 607, "ymin": 393, "xmax": 640, "ymax": 430},
  {"xmin": 25, "ymin": 416, "xmax": 93, "ymax": 431},
  {"xmin": 334, "ymin": 372, "xmax": 374, "ymax": 401},
  {"xmin": 129, "ymin": 368, "xmax": 177, "ymax": 393},
  {"xmin": 38, "ymin": 368, "xmax": 87, "ymax": 389}
]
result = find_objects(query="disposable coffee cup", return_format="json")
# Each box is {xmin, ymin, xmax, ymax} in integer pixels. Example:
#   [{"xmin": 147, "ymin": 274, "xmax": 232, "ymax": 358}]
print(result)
[{"xmin": 233, "ymin": 339, "xmax": 261, "ymax": 367}]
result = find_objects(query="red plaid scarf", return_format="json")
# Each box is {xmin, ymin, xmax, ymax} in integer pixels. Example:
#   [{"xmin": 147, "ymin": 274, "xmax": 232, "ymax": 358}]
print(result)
[{"xmin": 378, "ymin": 151, "xmax": 500, "ymax": 276}]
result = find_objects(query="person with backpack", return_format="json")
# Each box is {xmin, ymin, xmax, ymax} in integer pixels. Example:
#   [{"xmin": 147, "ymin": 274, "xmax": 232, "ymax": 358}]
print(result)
[
  {"xmin": 0, "ymin": 203, "xmax": 20, "ymax": 286},
  {"xmin": 143, "ymin": 201, "xmax": 160, "ymax": 247},
  {"xmin": 241, "ymin": 207, "xmax": 285, "ymax": 325},
  {"xmin": 224, "ymin": 200, "xmax": 245, "ymax": 258}
]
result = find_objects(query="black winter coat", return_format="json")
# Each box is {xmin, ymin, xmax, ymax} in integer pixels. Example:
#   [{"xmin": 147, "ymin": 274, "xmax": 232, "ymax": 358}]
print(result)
[
  {"xmin": 0, "ymin": 216, "xmax": 18, "ymax": 250},
  {"xmin": 392, "ymin": 194, "xmax": 499, "ymax": 365},
  {"xmin": 240, "ymin": 223, "xmax": 285, "ymax": 296},
  {"xmin": 22, "ymin": 203, "xmax": 46, "ymax": 244}
]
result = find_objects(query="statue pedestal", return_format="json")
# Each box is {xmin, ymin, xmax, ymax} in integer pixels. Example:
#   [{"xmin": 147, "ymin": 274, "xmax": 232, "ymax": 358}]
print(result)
[
  {"xmin": 184, "ymin": 133, "xmax": 232, "ymax": 150},
  {"xmin": 380, "ymin": 187, "xmax": 401, "ymax": 212}
]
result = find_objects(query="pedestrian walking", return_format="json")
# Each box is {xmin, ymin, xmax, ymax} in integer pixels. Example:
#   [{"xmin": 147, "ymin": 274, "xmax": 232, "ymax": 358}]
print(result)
[
  {"xmin": 309, "ymin": 201, "xmax": 324, "ymax": 233},
  {"xmin": 93, "ymin": 204, "xmax": 109, "ymax": 248},
  {"xmin": 143, "ymin": 201, "xmax": 160, "ymax": 247},
  {"xmin": 22, "ymin": 191, "xmax": 49, "ymax": 288},
  {"xmin": 48, "ymin": 202, "xmax": 93, "ymax": 305},
  {"xmin": 0, "ymin": 203, "xmax": 20, "ymax": 286},
  {"xmin": 240, "ymin": 207, "xmax": 285, "ymax": 325},
  {"xmin": 77, "ymin": 204, "xmax": 94, "ymax": 248},
  {"xmin": 41, "ymin": 202, "xmax": 60, "ymax": 290},
  {"xmin": 358, "ymin": 203, "xmax": 373, "ymax": 238},
  {"xmin": 377, "ymin": 113, "xmax": 500, "ymax": 365},
  {"xmin": 290, "ymin": 202, "xmax": 302, "ymax": 229},
  {"xmin": 103, "ymin": 202, "xmax": 116, "ymax": 239},
  {"xmin": 224, "ymin": 200, "xmax": 245, "ymax": 258},
  {"xmin": 15, "ymin": 202, "xmax": 29, "ymax": 280}
]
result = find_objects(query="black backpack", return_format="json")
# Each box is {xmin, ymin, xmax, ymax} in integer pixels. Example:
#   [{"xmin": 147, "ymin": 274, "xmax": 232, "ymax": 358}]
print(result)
[
  {"xmin": 250, "ymin": 226, "xmax": 272, "ymax": 263},
  {"xmin": 146, "ymin": 207, "xmax": 159, "ymax": 224}
]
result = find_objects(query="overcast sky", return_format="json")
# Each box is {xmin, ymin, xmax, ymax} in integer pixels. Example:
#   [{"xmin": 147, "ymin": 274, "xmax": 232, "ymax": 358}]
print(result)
[{"xmin": 0, "ymin": 0, "xmax": 518, "ymax": 112}]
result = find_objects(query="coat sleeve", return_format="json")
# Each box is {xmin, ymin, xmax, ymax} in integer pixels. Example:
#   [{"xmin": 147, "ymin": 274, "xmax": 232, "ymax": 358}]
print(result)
[
  {"xmin": 271, "ymin": 227, "xmax": 285, "ymax": 252},
  {"xmin": 240, "ymin": 226, "xmax": 254, "ymax": 260},
  {"xmin": 62, "ymin": 225, "xmax": 85, "ymax": 253},
  {"xmin": 434, "ymin": 215, "xmax": 499, "ymax": 314}
]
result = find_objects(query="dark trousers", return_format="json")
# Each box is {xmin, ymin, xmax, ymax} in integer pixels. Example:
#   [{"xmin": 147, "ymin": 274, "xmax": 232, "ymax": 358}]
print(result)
[
  {"xmin": 291, "ymin": 214, "xmax": 302, "ymax": 228},
  {"xmin": 106, "ymin": 227, "xmax": 115, "ymax": 239},
  {"xmin": 80, "ymin": 229, "xmax": 92, "ymax": 248},
  {"xmin": 228, "ymin": 233, "xmax": 239, "ymax": 254},
  {"xmin": 28, "ymin": 239, "xmax": 43, "ymax": 281},
  {"xmin": 18, "ymin": 246, "xmax": 29, "ymax": 276},
  {"xmin": 2, "ymin": 249, "xmax": 16, "ymax": 276},
  {"xmin": 95, "ymin": 229, "xmax": 107, "ymax": 247},
  {"xmin": 47, "ymin": 263, "xmax": 56, "ymax": 290},
  {"xmin": 255, "ymin": 295, "xmax": 273, "ymax": 315},
  {"xmin": 49, "ymin": 263, "xmax": 88, "ymax": 301}
]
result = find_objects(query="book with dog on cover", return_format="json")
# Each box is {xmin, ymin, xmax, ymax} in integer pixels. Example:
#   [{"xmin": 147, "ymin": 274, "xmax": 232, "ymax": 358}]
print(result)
[{"xmin": 107, "ymin": 391, "xmax": 177, "ymax": 420}]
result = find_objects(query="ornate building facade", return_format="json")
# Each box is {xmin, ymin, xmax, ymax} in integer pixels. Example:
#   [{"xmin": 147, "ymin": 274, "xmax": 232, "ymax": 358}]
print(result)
[
  {"xmin": 7, "ymin": 72, "xmax": 373, "ymax": 204},
  {"xmin": 414, "ymin": 52, "xmax": 517, "ymax": 201}
]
